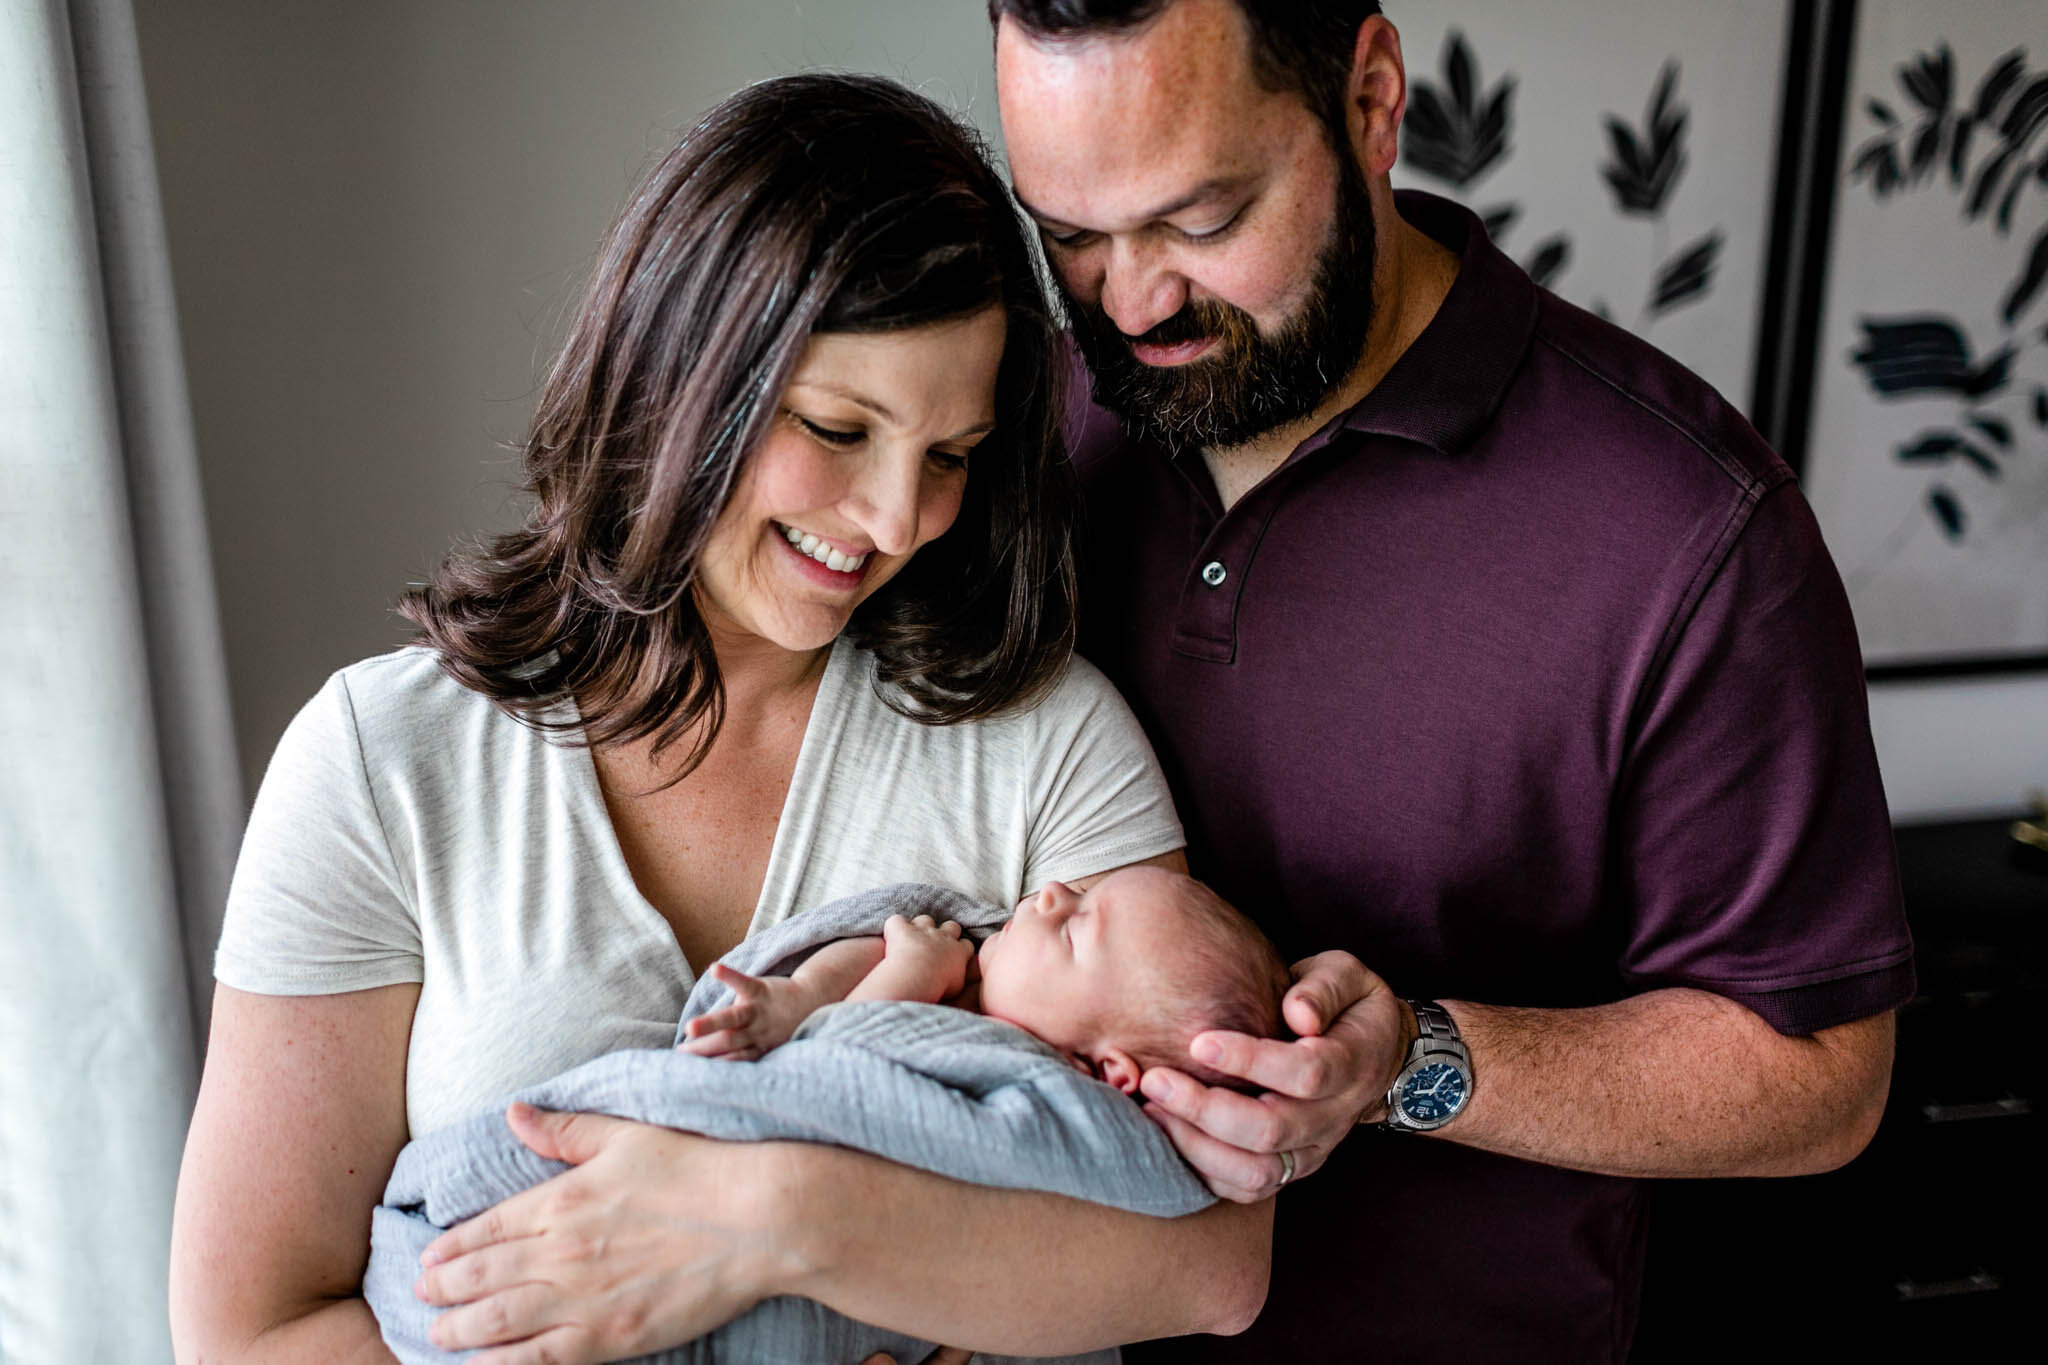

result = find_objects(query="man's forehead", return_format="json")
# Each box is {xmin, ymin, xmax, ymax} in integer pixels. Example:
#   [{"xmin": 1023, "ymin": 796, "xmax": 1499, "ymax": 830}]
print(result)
[{"xmin": 994, "ymin": 5, "xmax": 1296, "ymax": 225}]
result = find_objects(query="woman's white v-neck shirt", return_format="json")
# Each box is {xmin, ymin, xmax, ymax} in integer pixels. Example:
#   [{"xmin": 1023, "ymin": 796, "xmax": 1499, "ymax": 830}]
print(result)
[{"xmin": 214, "ymin": 640, "xmax": 1183, "ymax": 1135}]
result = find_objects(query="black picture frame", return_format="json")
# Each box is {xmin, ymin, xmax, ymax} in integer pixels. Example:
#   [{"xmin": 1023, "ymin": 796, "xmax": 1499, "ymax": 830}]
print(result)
[{"xmin": 1772, "ymin": 0, "xmax": 2048, "ymax": 681}]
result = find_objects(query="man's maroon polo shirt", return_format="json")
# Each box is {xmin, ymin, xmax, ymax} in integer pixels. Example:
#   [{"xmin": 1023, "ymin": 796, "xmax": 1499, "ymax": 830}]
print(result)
[{"xmin": 1085, "ymin": 191, "xmax": 1916, "ymax": 1364}]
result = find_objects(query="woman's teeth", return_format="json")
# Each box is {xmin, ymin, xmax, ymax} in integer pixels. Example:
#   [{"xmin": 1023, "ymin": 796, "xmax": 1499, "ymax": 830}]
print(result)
[{"xmin": 781, "ymin": 523, "xmax": 869, "ymax": 574}]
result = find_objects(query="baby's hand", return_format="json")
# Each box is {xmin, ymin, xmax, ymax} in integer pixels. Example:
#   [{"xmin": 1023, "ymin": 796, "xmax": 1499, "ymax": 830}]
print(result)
[
  {"xmin": 878, "ymin": 913, "xmax": 975, "ymax": 1002},
  {"xmin": 680, "ymin": 964, "xmax": 821, "ymax": 1061}
]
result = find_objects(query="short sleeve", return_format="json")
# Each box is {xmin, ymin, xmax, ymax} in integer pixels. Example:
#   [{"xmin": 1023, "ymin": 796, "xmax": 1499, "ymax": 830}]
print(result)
[
  {"xmin": 1019, "ymin": 658, "xmax": 1186, "ymax": 889},
  {"xmin": 213, "ymin": 671, "xmax": 423, "ymax": 994},
  {"xmin": 1613, "ymin": 482, "xmax": 1915, "ymax": 1034}
]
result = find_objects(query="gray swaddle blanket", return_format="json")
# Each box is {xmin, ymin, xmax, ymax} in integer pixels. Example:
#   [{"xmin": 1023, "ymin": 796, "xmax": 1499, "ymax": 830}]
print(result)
[{"xmin": 365, "ymin": 884, "xmax": 1216, "ymax": 1364}]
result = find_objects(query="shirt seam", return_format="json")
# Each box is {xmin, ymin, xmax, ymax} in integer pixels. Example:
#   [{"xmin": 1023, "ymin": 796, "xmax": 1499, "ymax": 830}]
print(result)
[
  {"xmin": 1533, "ymin": 328, "xmax": 1791, "ymax": 499},
  {"xmin": 335, "ymin": 670, "xmax": 420, "ymax": 929},
  {"xmin": 1627, "ymin": 942, "xmax": 1915, "ymax": 994}
]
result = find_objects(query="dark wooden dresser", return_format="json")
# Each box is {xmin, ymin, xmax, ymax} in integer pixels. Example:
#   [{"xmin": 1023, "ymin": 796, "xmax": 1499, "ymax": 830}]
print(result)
[{"xmin": 1632, "ymin": 815, "xmax": 2046, "ymax": 1361}]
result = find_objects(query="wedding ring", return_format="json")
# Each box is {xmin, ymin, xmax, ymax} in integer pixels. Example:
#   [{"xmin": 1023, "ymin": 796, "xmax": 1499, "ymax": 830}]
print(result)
[{"xmin": 1276, "ymin": 1149, "xmax": 1296, "ymax": 1187}]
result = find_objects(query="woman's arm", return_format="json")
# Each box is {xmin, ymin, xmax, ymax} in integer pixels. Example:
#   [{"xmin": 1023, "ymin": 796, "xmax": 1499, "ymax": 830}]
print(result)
[
  {"xmin": 417, "ymin": 1110, "xmax": 1269, "ymax": 1363},
  {"xmin": 170, "ymin": 983, "xmax": 417, "ymax": 1364},
  {"xmin": 414, "ymin": 847, "xmax": 1263, "ymax": 1364}
]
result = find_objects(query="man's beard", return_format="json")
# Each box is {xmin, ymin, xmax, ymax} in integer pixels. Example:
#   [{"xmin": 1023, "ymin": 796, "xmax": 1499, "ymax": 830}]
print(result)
[{"xmin": 1060, "ymin": 154, "xmax": 1379, "ymax": 454}]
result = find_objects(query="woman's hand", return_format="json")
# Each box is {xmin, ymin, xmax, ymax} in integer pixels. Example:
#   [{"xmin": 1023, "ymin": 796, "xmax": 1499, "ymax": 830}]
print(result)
[
  {"xmin": 1136, "ymin": 951, "xmax": 1410, "ymax": 1203},
  {"xmin": 414, "ymin": 1103, "xmax": 809, "ymax": 1364}
]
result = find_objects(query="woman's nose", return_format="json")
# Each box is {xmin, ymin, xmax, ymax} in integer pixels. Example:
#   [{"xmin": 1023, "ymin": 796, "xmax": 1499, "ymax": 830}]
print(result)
[{"xmin": 849, "ymin": 448, "xmax": 925, "ymax": 556}]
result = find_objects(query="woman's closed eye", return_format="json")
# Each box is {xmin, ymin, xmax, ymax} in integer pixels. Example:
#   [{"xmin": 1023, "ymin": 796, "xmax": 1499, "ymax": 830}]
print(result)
[{"xmin": 788, "ymin": 411, "xmax": 864, "ymax": 447}]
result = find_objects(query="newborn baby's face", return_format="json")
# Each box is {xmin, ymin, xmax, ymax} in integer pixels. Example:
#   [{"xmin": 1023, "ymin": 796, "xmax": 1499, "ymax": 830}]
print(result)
[{"xmin": 977, "ymin": 867, "xmax": 1183, "ymax": 1064}]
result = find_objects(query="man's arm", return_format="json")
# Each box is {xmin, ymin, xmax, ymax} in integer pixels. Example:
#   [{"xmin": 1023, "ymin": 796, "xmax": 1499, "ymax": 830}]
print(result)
[
  {"xmin": 1136, "ymin": 953, "xmax": 1895, "ymax": 1203},
  {"xmin": 1434, "ymin": 989, "xmax": 1893, "ymax": 1176}
]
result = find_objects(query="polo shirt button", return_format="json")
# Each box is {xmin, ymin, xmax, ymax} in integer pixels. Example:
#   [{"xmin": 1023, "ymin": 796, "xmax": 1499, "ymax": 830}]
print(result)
[{"xmin": 1200, "ymin": 561, "xmax": 1228, "ymax": 587}]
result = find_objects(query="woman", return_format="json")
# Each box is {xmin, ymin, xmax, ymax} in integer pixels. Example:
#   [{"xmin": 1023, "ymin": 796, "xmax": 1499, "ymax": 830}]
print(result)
[{"xmin": 170, "ymin": 73, "xmax": 1267, "ymax": 1364}]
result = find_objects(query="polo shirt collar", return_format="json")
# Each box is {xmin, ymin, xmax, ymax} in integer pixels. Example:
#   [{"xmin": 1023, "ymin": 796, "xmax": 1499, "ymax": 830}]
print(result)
[{"xmin": 1332, "ymin": 189, "xmax": 1541, "ymax": 455}]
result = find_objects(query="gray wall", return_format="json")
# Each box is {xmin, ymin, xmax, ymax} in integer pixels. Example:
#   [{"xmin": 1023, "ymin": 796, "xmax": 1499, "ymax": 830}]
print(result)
[
  {"xmin": 135, "ymin": 1, "xmax": 1001, "ymax": 798},
  {"xmin": 137, "ymin": 2, "xmax": 2043, "ymax": 820}
]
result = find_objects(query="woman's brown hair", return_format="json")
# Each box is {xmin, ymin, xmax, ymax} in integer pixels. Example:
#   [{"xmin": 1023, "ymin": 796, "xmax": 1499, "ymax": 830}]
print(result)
[{"xmin": 401, "ymin": 73, "xmax": 1074, "ymax": 772}]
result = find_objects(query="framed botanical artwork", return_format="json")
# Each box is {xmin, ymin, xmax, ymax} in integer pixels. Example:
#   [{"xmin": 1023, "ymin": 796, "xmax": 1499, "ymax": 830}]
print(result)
[
  {"xmin": 1792, "ymin": 0, "xmax": 2048, "ymax": 677},
  {"xmin": 1386, "ymin": 0, "xmax": 1797, "ymax": 410}
]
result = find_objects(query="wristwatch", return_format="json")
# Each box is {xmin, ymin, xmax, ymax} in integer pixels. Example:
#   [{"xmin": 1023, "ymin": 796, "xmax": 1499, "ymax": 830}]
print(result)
[{"xmin": 1378, "ymin": 1000, "xmax": 1473, "ymax": 1132}]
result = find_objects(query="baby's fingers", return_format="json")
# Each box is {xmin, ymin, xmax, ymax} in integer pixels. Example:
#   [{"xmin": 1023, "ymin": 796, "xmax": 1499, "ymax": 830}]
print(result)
[
  {"xmin": 681, "ymin": 1030, "xmax": 759, "ymax": 1061},
  {"xmin": 940, "ymin": 920, "xmax": 962, "ymax": 939},
  {"xmin": 709, "ymin": 962, "xmax": 770, "ymax": 1003},
  {"xmin": 684, "ymin": 1001, "xmax": 755, "ymax": 1039}
]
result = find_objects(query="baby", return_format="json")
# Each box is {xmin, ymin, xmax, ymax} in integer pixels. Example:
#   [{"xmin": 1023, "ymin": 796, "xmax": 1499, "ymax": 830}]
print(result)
[{"xmin": 684, "ymin": 865, "xmax": 1291, "ymax": 1093}]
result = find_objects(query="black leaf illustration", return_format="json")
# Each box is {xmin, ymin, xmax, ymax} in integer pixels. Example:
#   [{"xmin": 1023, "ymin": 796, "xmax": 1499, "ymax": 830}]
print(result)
[
  {"xmin": 1650, "ymin": 231, "xmax": 1723, "ymax": 314},
  {"xmin": 1900, "ymin": 47, "xmax": 1953, "ymax": 113},
  {"xmin": 1480, "ymin": 204, "xmax": 1520, "ymax": 241},
  {"xmin": 1868, "ymin": 98, "xmax": 1899, "ymax": 127},
  {"xmin": 2034, "ymin": 386, "xmax": 2048, "ymax": 427},
  {"xmin": 1975, "ymin": 50, "xmax": 2027, "ymax": 122},
  {"xmin": 1966, "ymin": 412, "xmax": 2013, "ymax": 448},
  {"xmin": 2004, "ymin": 226, "xmax": 2048, "ymax": 325},
  {"xmin": 1601, "ymin": 61, "xmax": 1688, "ymax": 215},
  {"xmin": 1850, "ymin": 138, "xmax": 1903, "ymax": 195},
  {"xmin": 2001, "ymin": 73, "xmax": 2048, "ymax": 144},
  {"xmin": 1525, "ymin": 236, "xmax": 1570, "ymax": 289},
  {"xmin": 1996, "ymin": 156, "xmax": 2034, "ymax": 232},
  {"xmin": 1850, "ymin": 317, "xmax": 2015, "ymax": 399},
  {"xmin": 1949, "ymin": 114, "xmax": 1975, "ymax": 186},
  {"xmin": 1895, "ymin": 432, "xmax": 1997, "ymax": 481},
  {"xmin": 1908, "ymin": 119, "xmax": 1945, "ymax": 184},
  {"xmin": 1899, "ymin": 431, "xmax": 1966, "ymax": 461},
  {"xmin": 1961, "ymin": 443, "xmax": 2001, "ymax": 479},
  {"xmin": 1967, "ymin": 143, "xmax": 2019, "ymax": 219},
  {"xmin": 1403, "ymin": 32, "xmax": 1515, "ymax": 188},
  {"xmin": 1928, "ymin": 486, "xmax": 1965, "ymax": 539},
  {"xmin": 1898, "ymin": 431, "xmax": 1997, "ymax": 478}
]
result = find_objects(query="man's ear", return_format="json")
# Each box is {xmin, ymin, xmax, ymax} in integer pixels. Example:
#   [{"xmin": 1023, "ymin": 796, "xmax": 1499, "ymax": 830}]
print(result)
[
  {"xmin": 1346, "ymin": 15, "xmax": 1407, "ymax": 179},
  {"xmin": 1093, "ymin": 1047, "xmax": 1144, "ymax": 1095}
]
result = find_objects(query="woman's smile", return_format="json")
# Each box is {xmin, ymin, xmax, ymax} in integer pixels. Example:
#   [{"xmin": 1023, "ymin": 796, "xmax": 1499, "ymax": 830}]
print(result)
[{"xmin": 774, "ymin": 521, "xmax": 873, "ymax": 580}]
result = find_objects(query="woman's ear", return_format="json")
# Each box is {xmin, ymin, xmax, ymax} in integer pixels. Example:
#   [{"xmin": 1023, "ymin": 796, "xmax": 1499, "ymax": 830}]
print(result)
[{"xmin": 1092, "ymin": 1047, "xmax": 1144, "ymax": 1095}]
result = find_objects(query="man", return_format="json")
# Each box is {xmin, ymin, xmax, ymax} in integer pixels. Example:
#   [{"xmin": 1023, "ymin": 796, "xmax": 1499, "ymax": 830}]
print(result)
[{"xmin": 990, "ymin": 1, "xmax": 1914, "ymax": 1360}]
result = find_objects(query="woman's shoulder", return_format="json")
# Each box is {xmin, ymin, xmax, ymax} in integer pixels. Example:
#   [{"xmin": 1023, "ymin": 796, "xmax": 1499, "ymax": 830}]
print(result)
[
  {"xmin": 283, "ymin": 645, "xmax": 557, "ymax": 783},
  {"xmin": 845, "ymin": 641, "xmax": 1139, "ymax": 754}
]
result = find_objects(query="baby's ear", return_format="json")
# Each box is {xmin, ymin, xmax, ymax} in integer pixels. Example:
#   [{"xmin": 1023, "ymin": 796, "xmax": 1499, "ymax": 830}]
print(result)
[{"xmin": 1093, "ymin": 1047, "xmax": 1144, "ymax": 1095}]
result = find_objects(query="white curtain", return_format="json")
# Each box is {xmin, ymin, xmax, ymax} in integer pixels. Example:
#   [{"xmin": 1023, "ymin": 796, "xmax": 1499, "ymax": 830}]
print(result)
[{"xmin": 0, "ymin": 0, "xmax": 243, "ymax": 1359}]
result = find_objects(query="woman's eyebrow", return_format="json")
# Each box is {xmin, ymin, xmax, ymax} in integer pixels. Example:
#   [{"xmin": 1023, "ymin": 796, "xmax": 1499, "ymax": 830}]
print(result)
[
  {"xmin": 788, "ymin": 383, "xmax": 992, "ymax": 442},
  {"xmin": 788, "ymin": 381, "xmax": 899, "ymax": 425}
]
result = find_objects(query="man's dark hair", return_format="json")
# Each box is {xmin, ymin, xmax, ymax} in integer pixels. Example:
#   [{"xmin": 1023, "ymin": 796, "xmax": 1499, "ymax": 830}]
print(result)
[
  {"xmin": 402, "ymin": 73, "xmax": 1073, "ymax": 776},
  {"xmin": 987, "ymin": 0, "xmax": 1384, "ymax": 146}
]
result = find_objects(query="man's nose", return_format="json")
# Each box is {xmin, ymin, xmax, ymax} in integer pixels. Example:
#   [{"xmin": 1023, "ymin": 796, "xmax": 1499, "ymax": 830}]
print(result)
[{"xmin": 1100, "ymin": 238, "xmax": 1188, "ymax": 339}]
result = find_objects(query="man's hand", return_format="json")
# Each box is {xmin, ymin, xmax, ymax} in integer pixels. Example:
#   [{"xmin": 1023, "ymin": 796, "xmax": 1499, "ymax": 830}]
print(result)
[{"xmin": 1138, "ymin": 951, "xmax": 1410, "ymax": 1203}]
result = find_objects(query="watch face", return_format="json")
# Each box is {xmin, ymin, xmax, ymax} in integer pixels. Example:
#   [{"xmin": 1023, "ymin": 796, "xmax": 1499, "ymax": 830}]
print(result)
[{"xmin": 1398, "ymin": 1060, "xmax": 1468, "ymax": 1125}]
